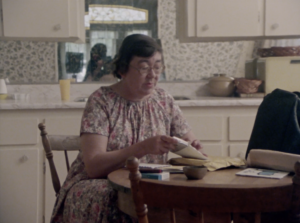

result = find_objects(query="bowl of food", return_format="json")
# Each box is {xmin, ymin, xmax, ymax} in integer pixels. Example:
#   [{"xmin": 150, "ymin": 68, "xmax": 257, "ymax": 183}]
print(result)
[{"xmin": 183, "ymin": 166, "xmax": 207, "ymax": 180}]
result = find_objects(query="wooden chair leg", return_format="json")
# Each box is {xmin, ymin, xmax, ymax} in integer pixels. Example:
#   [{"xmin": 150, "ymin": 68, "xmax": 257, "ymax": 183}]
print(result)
[
  {"xmin": 288, "ymin": 161, "xmax": 300, "ymax": 223},
  {"xmin": 126, "ymin": 157, "xmax": 148, "ymax": 223},
  {"xmin": 170, "ymin": 208, "xmax": 176, "ymax": 223},
  {"xmin": 64, "ymin": 150, "xmax": 70, "ymax": 172},
  {"xmin": 233, "ymin": 212, "xmax": 261, "ymax": 223},
  {"xmin": 203, "ymin": 212, "xmax": 231, "ymax": 223},
  {"xmin": 171, "ymin": 209, "xmax": 202, "ymax": 223}
]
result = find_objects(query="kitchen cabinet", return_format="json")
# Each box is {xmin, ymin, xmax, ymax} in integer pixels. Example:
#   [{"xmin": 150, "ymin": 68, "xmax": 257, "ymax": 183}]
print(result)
[
  {"xmin": 180, "ymin": 106, "xmax": 258, "ymax": 158},
  {"xmin": 0, "ymin": 149, "xmax": 39, "ymax": 223},
  {"xmin": 0, "ymin": 117, "xmax": 41, "ymax": 223},
  {"xmin": 0, "ymin": 0, "xmax": 85, "ymax": 42},
  {"xmin": 0, "ymin": 109, "xmax": 83, "ymax": 223},
  {"xmin": 195, "ymin": 0, "xmax": 261, "ymax": 38},
  {"xmin": 179, "ymin": 0, "xmax": 300, "ymax": 41},
  {"xmin": 265, "ymin": 0, "xmax": 300, "ymax": 36}
]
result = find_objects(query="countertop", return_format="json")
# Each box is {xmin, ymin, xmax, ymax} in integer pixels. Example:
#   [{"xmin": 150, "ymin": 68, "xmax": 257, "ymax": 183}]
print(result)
[{"xmin": 0, "ymin": 97, "xmax": 263, "ymax": 110}]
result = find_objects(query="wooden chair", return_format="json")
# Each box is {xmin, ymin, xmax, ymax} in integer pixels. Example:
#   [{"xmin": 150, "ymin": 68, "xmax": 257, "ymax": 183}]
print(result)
[
  {"xmin": 38, "ymin": 122, "xmax": 80, "ymax": 196},
  {"xmin": 126, "ymin": 156, "xmax": 300, "ymax": 223}
]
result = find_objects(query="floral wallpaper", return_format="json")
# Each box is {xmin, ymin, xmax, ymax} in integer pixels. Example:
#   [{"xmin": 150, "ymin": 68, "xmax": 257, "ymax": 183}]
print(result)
[
  {"xmin": 0, "ymin": 0, "xmax": 251, "ymax": 83},
  {"xmin": 158, "ymin": 0, "xmax": 247, "ymax": 81},
  {"xmin": 0, "ymin": 41, "xmax": 57, "ymax": 83}
]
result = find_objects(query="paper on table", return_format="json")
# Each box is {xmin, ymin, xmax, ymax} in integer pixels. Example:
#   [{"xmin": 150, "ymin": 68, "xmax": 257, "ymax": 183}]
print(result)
[
  {"xmin": 236, "ymin": 168, "xmax": 289, "ymax": 179},
  {"xmin": 139, "ymin": 163, "xmax": 171, "ymax": 169},
  {"xmin": 169, "ymin": 156, "xmax": 246, "ymax": 171},
  {"xmin": 172, "ymin": 136, "xmax": 208, "ymax": 160},
  {"xmin": 139, "ymin": 163, "xmax": 184, "ymax": 174}
]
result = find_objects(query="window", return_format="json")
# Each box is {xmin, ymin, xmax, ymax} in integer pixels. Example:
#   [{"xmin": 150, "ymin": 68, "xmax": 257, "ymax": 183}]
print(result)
[{"xmin": 58, "ymin": 0, "xmax": 158, "ymax": 83}]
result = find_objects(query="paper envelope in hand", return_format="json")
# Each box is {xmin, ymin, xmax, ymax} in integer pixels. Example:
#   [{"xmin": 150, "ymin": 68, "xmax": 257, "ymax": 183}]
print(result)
[{"xmin": 172, "ymin": 137, "xmax": 208, "ymax": 160}]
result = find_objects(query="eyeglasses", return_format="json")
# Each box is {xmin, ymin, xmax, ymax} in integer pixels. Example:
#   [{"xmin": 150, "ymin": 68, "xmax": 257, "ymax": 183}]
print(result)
[{"xmin": 130, "ymin": 65, "xmax": 164, "ymax": 76}]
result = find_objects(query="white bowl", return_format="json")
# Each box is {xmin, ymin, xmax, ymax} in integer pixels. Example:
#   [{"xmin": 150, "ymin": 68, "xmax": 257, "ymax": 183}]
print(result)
[{"xmin": 183, "ymin": 166, "xmax": 207, "ymax": 180}]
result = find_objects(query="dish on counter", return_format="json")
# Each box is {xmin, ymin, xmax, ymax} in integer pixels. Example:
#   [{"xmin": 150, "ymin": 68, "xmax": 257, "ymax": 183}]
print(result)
[
  {"xmin": 74, "ymin": 97, "xmax": 88, "ymax": 102},
  {"xmin": 208, "ymin": 74, "xmax": 235, "ymax": 97}
]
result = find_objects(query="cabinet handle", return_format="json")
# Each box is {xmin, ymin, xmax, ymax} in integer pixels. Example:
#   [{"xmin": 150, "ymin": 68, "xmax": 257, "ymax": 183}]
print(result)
[
  {"xmin": 271, "ymin": 23, "xmax": 279, "ymax": 30},
  {"xmin": 202, "ymin": 24, "xmax": 209, "ymax": 31},
  {"xmin": 53, "ymin": 24, "xmax": 61, "ymax": 31},
  {"xmin": 20, "ymin": 155, "xmax": 28, "ymax": 163}
]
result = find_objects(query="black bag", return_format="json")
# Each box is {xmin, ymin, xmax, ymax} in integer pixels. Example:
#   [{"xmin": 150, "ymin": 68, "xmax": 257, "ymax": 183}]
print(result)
[{"xmin": 245, "ymin": 88, "xmax": 300, "ymax": 158}]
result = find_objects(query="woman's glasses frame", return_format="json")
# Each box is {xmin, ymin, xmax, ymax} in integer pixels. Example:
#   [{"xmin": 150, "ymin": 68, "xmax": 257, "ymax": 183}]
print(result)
[{"xmin": 130, "ymin": 65, "xmax": 165, "ymax": 76}]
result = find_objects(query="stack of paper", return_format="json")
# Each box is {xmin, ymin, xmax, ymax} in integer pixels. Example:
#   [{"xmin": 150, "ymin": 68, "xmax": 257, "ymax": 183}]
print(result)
[
  {"xmin": 236, "ymin": 168, "xmax": 289, "ymax": 179},
  {"xmin": 139, "ymin": 163, "xmax": 171, "ymax": 169}
]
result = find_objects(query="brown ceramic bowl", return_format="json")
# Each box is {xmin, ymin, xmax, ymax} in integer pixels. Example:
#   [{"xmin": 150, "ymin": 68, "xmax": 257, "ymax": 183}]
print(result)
[
  {"xmin": 183, "ymin": 166, "xmax": 207, "ymax": 180},
  {"xmin": 257, "ymin": 46, "xmax": 300, "ymax": 57},
  {"xmin": 271, "ymin": 46, "xmax": 300, "ymax": 56},
  {"xmin": 257, "ymin": 48, "xmax": 274, "ymax": 57}
]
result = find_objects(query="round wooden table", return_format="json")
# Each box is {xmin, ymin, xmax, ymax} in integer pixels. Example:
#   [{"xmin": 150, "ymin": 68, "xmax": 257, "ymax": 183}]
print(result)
[{"xmin": 108, "ymin": 167, "xmax": 300, "ymax": 223}]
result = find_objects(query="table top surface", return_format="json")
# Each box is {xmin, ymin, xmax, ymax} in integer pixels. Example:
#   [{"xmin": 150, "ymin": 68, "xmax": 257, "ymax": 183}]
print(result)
[{"xmin": 108, "ymin": 167, "xmax": 294, "ymax": 194}]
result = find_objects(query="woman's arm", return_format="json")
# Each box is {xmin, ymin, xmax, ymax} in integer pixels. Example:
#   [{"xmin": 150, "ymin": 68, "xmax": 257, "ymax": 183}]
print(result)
[{"xmin": 81, "ymin": 133, "xmax": 178, "ymax": 178}]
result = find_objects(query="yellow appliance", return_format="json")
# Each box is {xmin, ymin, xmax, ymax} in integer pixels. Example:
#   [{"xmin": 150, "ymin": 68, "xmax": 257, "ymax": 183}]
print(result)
[{"xmin": 247, "ymin": 56, "xmax": 300, "ymax": 94}]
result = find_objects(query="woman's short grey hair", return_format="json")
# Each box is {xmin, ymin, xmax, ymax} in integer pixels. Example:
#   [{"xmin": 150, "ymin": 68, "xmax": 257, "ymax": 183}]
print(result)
[{"xmin": 112, "ymin": 34, "xmax": 163, "ymax": 79}]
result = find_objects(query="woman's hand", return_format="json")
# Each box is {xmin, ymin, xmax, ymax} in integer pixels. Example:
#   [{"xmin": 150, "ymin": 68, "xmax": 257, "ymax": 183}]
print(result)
[
  {"xmin": 182, "ymin": 131, "xmax": 207, "ymax": 157},
  {"xmin": 142, "ymin": 135, "xmax": 178, "ymax": 155},
  {"xmin": 190, "ymin": 139, "xmax": 207, "ymax": 157}
]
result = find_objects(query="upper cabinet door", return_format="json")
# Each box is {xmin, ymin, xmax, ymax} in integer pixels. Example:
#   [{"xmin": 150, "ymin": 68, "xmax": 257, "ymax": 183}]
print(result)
[
  {"xmin": 265, "ymin": 0, "xmax": 300, "ymax": 36},
  {"xmin": 1, "ymin": 0, "xmax": 85, "ymax": 42},
  {"xmin": 196, "ymin": 0, "xmax": 262, "ymax": 37}
]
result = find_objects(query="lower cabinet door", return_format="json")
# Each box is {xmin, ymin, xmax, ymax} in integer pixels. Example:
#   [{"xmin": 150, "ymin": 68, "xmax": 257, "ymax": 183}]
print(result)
[
  {"xmin": 0, "ymin": 149, "xmax": 39, "ymax": 223},
  {"xmin": 229, "ymin": 144, "xmax": 248, "ymax": 159}
]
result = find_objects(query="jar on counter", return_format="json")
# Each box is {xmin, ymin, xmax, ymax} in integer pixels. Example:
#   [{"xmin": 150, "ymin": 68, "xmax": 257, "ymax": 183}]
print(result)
[{"xmin": 208, "ymin": 74, "xmax": 235, "ymax": 97}]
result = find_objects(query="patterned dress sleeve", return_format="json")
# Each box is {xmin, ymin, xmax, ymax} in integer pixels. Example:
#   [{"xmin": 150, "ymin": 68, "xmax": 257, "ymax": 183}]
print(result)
[
  {"xmin": 170, "ymin": 102, "xmax": 191, "ymax": 137},
  {"xmin": 80, "ymin": 89, "xmax": 110, "ymax": 136},
  {"xmin": 158, "ymin": 89, "xmax": 191, "ymax": 137}
]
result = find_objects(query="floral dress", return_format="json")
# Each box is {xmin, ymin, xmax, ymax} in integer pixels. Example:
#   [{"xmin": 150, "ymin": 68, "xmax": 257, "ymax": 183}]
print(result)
[{"xmin": 51, "ymin": 86, "xmax": 191, "ymax": 223}]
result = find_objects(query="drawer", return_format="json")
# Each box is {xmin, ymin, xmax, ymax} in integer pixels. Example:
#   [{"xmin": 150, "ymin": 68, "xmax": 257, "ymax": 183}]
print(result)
[
  {"xmin": 0, "ymin": 118, "xmax": 38, "ymax": 145},
  {"xmin": 184, "ymin": 115, "xmax": 223, "ymax": 141},
  {"xmin": 229, "ymin": 116, "xmax": 255, "ymax": 141}
]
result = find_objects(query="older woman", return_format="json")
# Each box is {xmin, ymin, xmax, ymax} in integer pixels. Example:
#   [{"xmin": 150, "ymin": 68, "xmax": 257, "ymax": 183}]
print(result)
[{"xmin": 51, "ymin": 34, "xmax": 205, "ymax": 223}]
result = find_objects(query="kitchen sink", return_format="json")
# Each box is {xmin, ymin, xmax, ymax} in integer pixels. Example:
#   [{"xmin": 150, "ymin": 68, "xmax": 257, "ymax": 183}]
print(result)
[
  {"xmin": 74, "ymin": 97, "xmax": 88, "ymax": 102},
  {"xmin": 173, "ymin": 96, "xmax": 191, "ymax": 100},
  {"xmin": 75, "ymin": 96, "xmax": 191, "ymax": 102}
]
